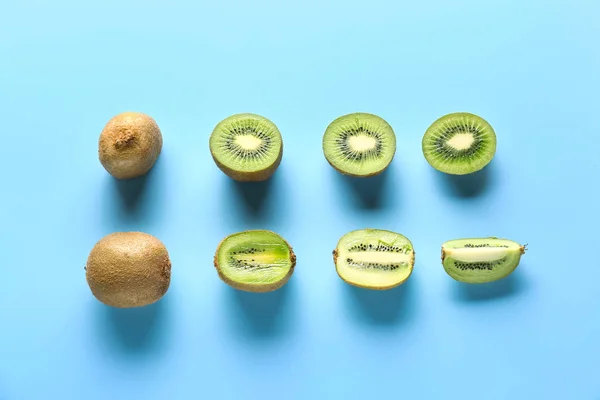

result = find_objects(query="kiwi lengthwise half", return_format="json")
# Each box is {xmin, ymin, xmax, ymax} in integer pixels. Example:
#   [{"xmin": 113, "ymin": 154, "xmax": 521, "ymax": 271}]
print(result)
[
  {"xmin": 209, "ymin": 113, "xmax": 283, "ymax": 182},
  {"xmin": 333, "ymin": 229, "xmax": 415, "ymax": 290},
  {"xmin": 98, "ymin": 112, "xmax": 163, "ymax": 179},
  {"xmin": 322, "ymin": 113, "xmax": 396, "ymax": 177},
  {"xmin": 422, "ymin": 112, "xmax": 496, "ymax": 175},
  {"xmin": 85, "ymin": 232, "xmax": 171, "ymax": 308},
  {"xmin": 441, "ymin": 237, "xmax": 526, "ymax": 283},
  {"xmin": 214, "ymin": 230, "xmax": 296, "ymax": 292}
]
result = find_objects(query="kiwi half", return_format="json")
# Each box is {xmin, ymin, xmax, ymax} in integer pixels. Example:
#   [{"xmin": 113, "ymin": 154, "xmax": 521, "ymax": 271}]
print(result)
[
  {"xmin": 322, "ymin": 113, "xmax": 396, "ymax": 177},
  {"xmin": 333, "ymin": 228, "xmax": 415, "ymax": 290},
  {"xmin": 98, "ymin": 112, "xmax": 163, "ymax": 179},
  {"xmin": 85, "ymin": 232, "xmax": 171, "ymax": 308},
  {"xmin": 214, "ymin": 230, "xmax": 296, "ymax": 292},
  {"xmin": 422, "ymin": 112, "xmax": 496, "ymax": 175},
  {"xmin": 209, "ymin": 113, "xmax": 283, "ymax": 181},
  {"xmin": 441, "ymin": 237, "xmax": 526, "ymax": 283}
]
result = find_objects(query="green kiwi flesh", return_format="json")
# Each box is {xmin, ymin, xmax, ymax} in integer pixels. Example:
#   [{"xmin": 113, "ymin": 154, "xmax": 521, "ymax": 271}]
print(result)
[
  {"xmin": 209, "ymin": 113, "xmax": 283, "ymax": 181},
  {"xmin": 322, "ymin": 113, "xmax": 396, "ymax": 177},
  {"xmin": 214, "ymin": 230, "xmax": 296, "ymax": 292},
  {"xmin": 422, "ymin": 112, "xmax": 496, "ymax": 175},
  {"xmin": 441, "ymin": 237, "xmax": 526, "ymax": 283},
  {"xmin": 333, "ymin": 229, "xmax": 415, "ymax": 290}
]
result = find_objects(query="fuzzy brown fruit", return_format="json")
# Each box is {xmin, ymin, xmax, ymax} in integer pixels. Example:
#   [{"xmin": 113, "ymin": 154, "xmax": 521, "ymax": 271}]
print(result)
[
  {"xmin": 98, "ymin": 112, "xmax": 163, "ymax": 179},
  {"xmin": 85, "ymin": 232, "xmax": 171, "ymax": 308}
]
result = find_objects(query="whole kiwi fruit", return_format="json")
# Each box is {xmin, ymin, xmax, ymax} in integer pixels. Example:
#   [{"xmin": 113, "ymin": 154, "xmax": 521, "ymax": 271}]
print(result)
[
  {"xmin": 85, "ymin": 232, "xmax": 171, "ymax": 308},
  {"xmin": 98, "ymin": 112, "xmax": 163, "ymax": 179}
]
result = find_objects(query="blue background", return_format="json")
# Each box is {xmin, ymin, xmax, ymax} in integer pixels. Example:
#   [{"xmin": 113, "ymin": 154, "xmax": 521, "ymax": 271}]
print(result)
[{"xmin": 1, "ymin": 0, "xmax": 598, "ymax": 399}]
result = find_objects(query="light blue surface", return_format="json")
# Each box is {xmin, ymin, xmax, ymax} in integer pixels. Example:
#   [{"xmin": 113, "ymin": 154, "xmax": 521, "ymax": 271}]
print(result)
[{"xmin": 1, "ymin": 0, "xmax": 599, "ymax": 399}]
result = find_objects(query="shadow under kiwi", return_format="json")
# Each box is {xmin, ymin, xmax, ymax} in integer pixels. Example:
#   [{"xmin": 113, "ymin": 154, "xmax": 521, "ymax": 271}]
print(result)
[
  {"xmin": 344, "ymin": 275, "xmax": 415, "ymax": 326},
  {"xmin": 226, "ymin": 277, "xmax": 295, "ymax": 339},
  {"xmin": 97, "ymin": 295, "xmax": 169, "ymax": 356},
  {"xmin": 435, "ymin": 161, "xmax": 494, "ymax": 198},
  {"xmin": 452, "ymin": 271, "xmax": 527, "ymax": 302},
  {"xmin": 335, "ymin": 166, "xmax": 393, "ymax": 210},
  {"xmin": 228, "ymin": 170, "xmax": 277, "ymax": 219},
  {"xmin": 103, "ymin": 155, "xmax": 165, "ymax": 229}
]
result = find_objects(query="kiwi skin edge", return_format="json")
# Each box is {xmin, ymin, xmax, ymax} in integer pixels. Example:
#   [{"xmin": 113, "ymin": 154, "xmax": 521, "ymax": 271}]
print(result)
[
  {"xmin": 325, "ymin": 153, "xmax": 393, "ymax": 178},
  {"xmin": 332, "ymin": 247, "xmax": 416, "ymax": 291},
  {"xmin": 98, "ymin": 112, "xmax": 163, "ymax": 180},
  {"xmin": 213, "ymin": 231, "xmax": 296, "ymax": 293},
  {"xmin": 211, "ymin": 143, "xmax": 283, "ymax": 182}
]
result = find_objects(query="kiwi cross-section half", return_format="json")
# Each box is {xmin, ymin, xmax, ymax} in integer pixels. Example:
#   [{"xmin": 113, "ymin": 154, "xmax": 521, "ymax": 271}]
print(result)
[
  {"xmin": 322, "ymin": 113, "xmax": 396, "ymax": 177},
  {"xmin": 422, "ymin": 112, "xmax": 496, "ymax": 175},
  {"xmin": 214, "ymin": 230, "xmax": 296, "ymax": 292},
  {"xmin": 209, "ymin": 113, "xmax": 283, "ymax": 181},
  {"xmin": 441, "ymin": 237, "xmax": 526, "ymax": 283},
  {"xmin": 333, "ymin": 229, "xmax": 415, "ymax": 290}
]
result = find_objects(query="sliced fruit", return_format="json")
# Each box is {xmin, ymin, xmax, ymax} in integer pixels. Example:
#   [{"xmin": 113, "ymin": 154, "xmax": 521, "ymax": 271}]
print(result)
[
  {"xmin": 322, "ymin": 113, "xmax": 396, "ymax": 177},
  {"xmin": 209, "ymin": 113, "xmax": 283, "ymax": 181},
  {"xmin": 422, "ymin": 112, "xmax": 496, "ymax": 175},
  {"xmin": 441, "ymin": 237, "xmax": 526, "ymax": 283},
  {"xmin": 333, "ymin": 228, "xmax": 415, "ymax": 290},
  {"xmin": 214, "ymin": 230, "xmax": 296, "ymax": 292}
]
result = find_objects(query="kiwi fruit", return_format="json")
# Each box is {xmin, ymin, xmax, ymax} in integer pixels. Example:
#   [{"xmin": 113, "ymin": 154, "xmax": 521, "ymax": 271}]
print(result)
[
  {"xmin": 85, "ymin": 232, "xmax": 171, "ymax": 308},
  {"xmin": 333, "ymin": 228, "xmax": 415, "ymax": 290},
  {"xmin": 322, "ymin": 113, "xmax": 396, "ymax": 177},
  {"xmin": 98, "ymin": 112, "xmax": 163, "ymax": 179},
  {"xmin": 214, "ymin": 230, "xmax": 296, "ymax": 292},
  {"xmin": 209, "ymin": 113, "xmax": 283, "ymax": 181},
  {"xmin": 422, "ymin": 112, "xmax": 496, "ymax": 175},
  {"xmin": 441, "ymin": 237, "xmax": 526, "ymax": 283}
]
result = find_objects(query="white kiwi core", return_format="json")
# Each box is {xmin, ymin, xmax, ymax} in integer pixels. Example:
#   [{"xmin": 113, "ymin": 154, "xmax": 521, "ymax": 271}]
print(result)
[
  {"xmin": 447, "ymin": 133, "xmax": 475, "ymax": 150},
  {"xmin": 444, "ymin": 247, "xmax": 510, "ymax": 262},
  {"xmin": 234, "ymin": 135, "xmax": 263, "ymax": 150},
  {"xmin": 348, "ymin": 135, "xmax": 377, "ymax": 152}
]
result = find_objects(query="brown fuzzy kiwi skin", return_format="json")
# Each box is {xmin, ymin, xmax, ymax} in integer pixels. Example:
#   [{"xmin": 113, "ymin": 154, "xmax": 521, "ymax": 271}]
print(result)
[
  {"xmin": 98, "ymin": 112, "xmax": 163, "ymax": 180},
  {"xmin": 210, "ymin": 141, "xmax": 283, "ymax": 182},
  {"xmin": 213, "ymin": 231, "xmax": 296, "ymax": 292},
  {"xmin": 332, "ymin": 241, "xmax": 415, "ymax": 291},
  {"xmin": 85, "ymin": 232, "xmax": 171, "ymax": 308}
]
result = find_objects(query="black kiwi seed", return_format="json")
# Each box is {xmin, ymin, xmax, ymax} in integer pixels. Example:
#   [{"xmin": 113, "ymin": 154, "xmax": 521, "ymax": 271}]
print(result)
[{"xmin": 452, "ymin": 257, "xmax": 508, "ymax": 271}]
